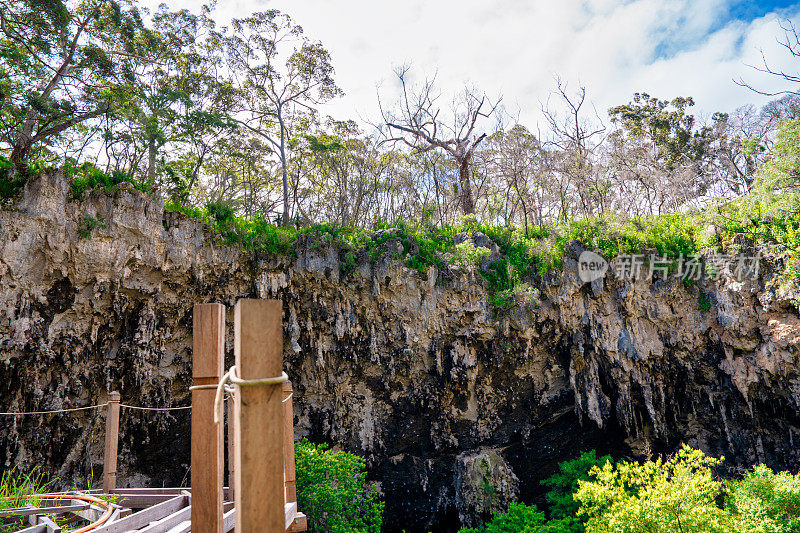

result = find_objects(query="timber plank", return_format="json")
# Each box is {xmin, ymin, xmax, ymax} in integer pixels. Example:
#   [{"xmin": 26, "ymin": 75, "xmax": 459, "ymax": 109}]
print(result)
[
  {"xmin": 136, "ymin": 505, "xmax": 191, "ymax": 533},
  {"xmin": 90, "ymin": 495, "xmax": 187, "ymax": 533}
]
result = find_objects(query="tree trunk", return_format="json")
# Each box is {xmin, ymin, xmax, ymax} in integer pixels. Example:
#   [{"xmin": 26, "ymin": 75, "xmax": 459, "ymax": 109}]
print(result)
[
  {"xmin": 10, "ymin": 142, "xmax": 31, "ymax": 168},
  {"xmin": 277, "ymin": 109, "xmax": 290, "ymax": 227},
  {"xmin": 147, "ymin": 139, "xmax": 156, "ymax": 182},
  {"xmin": 457, "ymin": 157, "xmax": 475, "ymax": 215}
]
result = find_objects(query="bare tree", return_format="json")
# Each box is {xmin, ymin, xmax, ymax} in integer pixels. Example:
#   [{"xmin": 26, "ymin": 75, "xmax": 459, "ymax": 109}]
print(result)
[
  {"xmin": 736, "ymin": 19, "xmax": 800, "ymax": 96},
  {"xmin": 378, "ymin": 67, "xmax": 501, "ymax": 215},
  {"xmin": 541, "ymin": 78, "xmax": 607, "ymax": 219}
]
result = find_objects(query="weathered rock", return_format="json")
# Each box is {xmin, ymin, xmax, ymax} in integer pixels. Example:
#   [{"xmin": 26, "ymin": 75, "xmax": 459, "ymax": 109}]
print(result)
[
  {"xmin": 471, "ymin": 232, "xmax": 499, "ymax": 255},
  {"xmin": 454, "ymin": 448, "xmax": 519, "ymax": 528},
  {"xmin": 0, "ymin": 172, "xmax": 799, "ymax": 532}
]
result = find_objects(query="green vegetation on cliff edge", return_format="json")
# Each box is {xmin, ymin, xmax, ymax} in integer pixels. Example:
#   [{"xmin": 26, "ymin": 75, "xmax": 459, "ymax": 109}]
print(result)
[{"xmin": 3, "ymin": 120, "xmax": 800, "ymax": 296}]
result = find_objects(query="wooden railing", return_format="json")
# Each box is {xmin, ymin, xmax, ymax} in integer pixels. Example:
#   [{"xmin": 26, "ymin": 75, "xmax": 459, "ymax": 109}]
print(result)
[{"xmin": 95, "ymin": 299, "xmax": 305, "ymax": 533}]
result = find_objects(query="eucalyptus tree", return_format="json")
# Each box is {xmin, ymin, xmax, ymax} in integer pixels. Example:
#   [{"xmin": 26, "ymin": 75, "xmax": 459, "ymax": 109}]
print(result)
[
  {"xmin": 101, "ymin": 4, "xmax": 235, "ymax": 198},
  {"xmin": 607, "ymin": 93, "xmax": 711, "ymax": 213},
  {"xmin": 483, "ymin": 124, "xmax": 549, "ymax": 233},
  {"xmin": 379, "ymin": 66, "xmax": 501, "ymax": 215},
  {"xmin": 202, "ymin": 131, "xmax": 281, "ymax": 218},
  {"xmin": 296, "ymin": 118, "xmax": 393, "ymax": 226},
  {"xmin": 221, "ymin": 10, "xmax": 341, "ymax": 225},
  {"xmin": 0, "ymin": 0, "xmax": 144, "ymax": 169}
]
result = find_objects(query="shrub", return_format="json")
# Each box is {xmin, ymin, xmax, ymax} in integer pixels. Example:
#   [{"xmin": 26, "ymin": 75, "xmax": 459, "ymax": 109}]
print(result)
[
  {"xmin": 450, "ymin": 240, "xmax": 491, "ymax": 269},
  {"xmin": 295, "ymin": 439, "xmax": 383, "ymax": 533},
  {"xmin": 0, "ymin": 156, "xmax": 26, "ymax": 200},
  {"xmin": 726, "ymin": 464, "xmax": 800, "ymax": 533},
  {"xmin": 575, "ymin": 445, "xmax": 734, "ymax": 533},
  {"xmin": 77, "ymin": 214, "xmax": 106, "ymax": 239},
  {"xmin": 706, "ymin": 120, "xmax": 800, "ymax": 279},
  {"xmin": 459, "ymin": 502, "xmax": 547, "ymax": 533},
  {"xmin": 66, "ymin": 160, "xmax": 150, "ymax": 200},
  {"xmin": 205, "ymin": 200, "xmax": 236, "ymax": 225},
  {"xmin": 542, "ymin": 450, "xmax": 613, "ymax": 529}
]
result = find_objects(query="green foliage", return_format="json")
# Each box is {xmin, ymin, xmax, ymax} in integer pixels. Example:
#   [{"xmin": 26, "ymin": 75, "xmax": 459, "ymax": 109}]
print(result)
[
  {"xmin": 295, "ymin": 439, "xmax": 383, "ymax": 533},
  {"xmin": 1, "ymin": 0, "xmax": 146, "ymax": 163},
  {"xmin": 714, "ymin": 120, "xmax": 800, "ymax": 249},
  {"xmin": 77, "ymin": 214, "xmax": 106, "ymax": 239},
  {"xmin": 531, "ymin": 213, "xmax": 705, "ymax": 274},
  {"xmin": 726, "ymin": 464, "xmax": 800, "ymax": 533},
  {"xmin": 450, "ymin": 240, "xmax": 491, "ymax": 269},
  {"xmin": 0, "ymin": 467, "xmax": 51, "ymax": 532},
  {"xmin": 697, "ymin": 292, "xmax": 711, "ymax": 312},
  {"xmin": 608, "ymin": 93, "xmax": 709, "ymax": 170},
  {"xmin": 542, "ymin": 450, "xmax": 614, "ymax": 525},
  {"xmin": 66, "ymin": 161, "xmax": 150, "ymax": 200},
  {"xmin": 459, "ymin": 502, "xmax": 548, "ymax": 533},
  {"xmin": 0, "ymin": 156, "xmax": 26, "ymax": 199},
  {"xmin": 165, "ymin": 199, "xmax": 297, "ymax": 253},
  {"xmin": 0, "ymin": 467, "xmax": 48, "ymax": 509},
  {"xmin": 456, "ymin": 448, "xmax": 800, "ymax": 533},
  {"xmin": 340, "ymin": 251, "xmax": 358, "ymax": 276},
  {"xmin": 479, "ymin": 459, "xmax": 498, "ymax": 502},
  {"xmin": 205, "ymin": 200, "xmax": 236, "ymax": 225},
  {"xmin": 575, "ymin": 445, "xmax": 734, "ymax": 533}
]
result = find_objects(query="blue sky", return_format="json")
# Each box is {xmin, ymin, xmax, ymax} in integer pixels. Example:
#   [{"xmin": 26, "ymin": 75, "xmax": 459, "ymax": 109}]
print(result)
[
  {"xmin": 146, "ymin": 0, "xmax": 800, "ymax": 129},
  {"xmin": 652, "ymin": 0, "xmax": 799, "ymax": 60},
  {"xmin": 728, "ymin": 0, "xmax": 798, "ymax": 20}
]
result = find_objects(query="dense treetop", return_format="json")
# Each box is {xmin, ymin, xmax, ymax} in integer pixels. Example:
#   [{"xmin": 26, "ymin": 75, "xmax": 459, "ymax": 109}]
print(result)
[{"xmin": 1, "ymin": 0, "xmax": 799, "ymax": 286}]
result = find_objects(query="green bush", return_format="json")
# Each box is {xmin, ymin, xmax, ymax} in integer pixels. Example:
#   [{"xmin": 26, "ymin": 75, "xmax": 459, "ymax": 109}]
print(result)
[
  {"xmin": 77, "ymin": 214, "xmax": 106, "ymax": 239},
  {"xmin": 726, "ymin": 464, "xmax": 800, "ymax": 533},
  {"xmin": 541, "ymin": 450, "xmax": 613, "ymax": 530},
  {"xmin": 459, "ymin": 502, "xmax": 547, "ymax": 533},
  {"xmin": 0, "ymin": 156, "xmax": 26, "ymax": 200},
  {"xmin": 575, "ymin": 445, "xmax": 734, "ymax": 533},
  {"xmin": 65, "ymin": 160, "xmax": 150, "ymax": 200},
  {"xmin": 295, "ymin": 439, "xmax": 383, "ymax": 533}
]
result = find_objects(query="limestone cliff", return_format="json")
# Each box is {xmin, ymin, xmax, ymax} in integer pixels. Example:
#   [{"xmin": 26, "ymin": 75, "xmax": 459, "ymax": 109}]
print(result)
[{"xmin": 1, "ymin": 172, "xmax": 799, "ymax": 532}]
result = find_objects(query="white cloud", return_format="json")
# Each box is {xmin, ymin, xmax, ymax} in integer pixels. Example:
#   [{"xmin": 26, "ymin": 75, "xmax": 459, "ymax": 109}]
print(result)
[{"xmin": 142, "ymin": 0, "xmax": 800, "ymax": 130}]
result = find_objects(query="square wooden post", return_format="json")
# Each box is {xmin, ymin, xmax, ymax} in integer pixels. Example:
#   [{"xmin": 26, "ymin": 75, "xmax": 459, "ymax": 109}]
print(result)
[
  {"xmin": 234, "ymin": 299, "xmax": 285, "ymax": 533},
  {"xmin": 227, "ymin": 395, "xmax": 235, "ymax": 501},
  {"xmin": 102, "ymin": 391, "xmax": 120, "ymax": 492},
  {"xmin": 191, "ymin": 303, "xmax": 225, "ymax": 533},
  {"xmin": 283, "ymin": 381, "xmax": 296, "ymax": 505}
]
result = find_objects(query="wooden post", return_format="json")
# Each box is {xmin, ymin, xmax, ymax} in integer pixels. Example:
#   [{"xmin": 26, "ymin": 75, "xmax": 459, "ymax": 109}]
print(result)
[
  {"xmin": 234, "ymin": 299, "xmax": 285, "ymax": 533},
  {"xmin": 191, "ymin": 303, "xmax": 225, "ymax": 533},
  {"xmin": 283, "ymin": 381, "xmax": 296, "ymax": 504},
  {"xmin": 227, "ymin": 394, "xmax": 235, "ymax": 501},
  {"xmin": 102, "ymin": 391, "xmax": 121, "ymax": 492}
]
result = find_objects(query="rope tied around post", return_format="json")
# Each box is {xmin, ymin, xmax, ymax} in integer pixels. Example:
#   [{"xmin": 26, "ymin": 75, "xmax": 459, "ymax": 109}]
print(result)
[
  {"xmin": 213, "ymin": 365, "xmax": 288, "ymax": 424},
  {"xmin": 188, "ymin": 383, "xmax": 219, "ymax": 391}
]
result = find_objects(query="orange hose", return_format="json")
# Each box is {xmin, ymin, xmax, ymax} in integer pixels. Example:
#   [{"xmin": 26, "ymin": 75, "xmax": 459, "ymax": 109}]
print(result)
[{"xmin": 32, "ymin": 493, "xmax": 114, "ymax": 532}]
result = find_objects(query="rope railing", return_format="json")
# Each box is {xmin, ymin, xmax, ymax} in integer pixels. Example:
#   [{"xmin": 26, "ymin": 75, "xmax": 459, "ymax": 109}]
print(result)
[
  {"xmin": 0, "ymin": 299, "xmax": 305, "ymax": 532},
  {"xmin": 0, "ymin": 403, "xmax": 109, "ymax": 416},
  {"xmin": 0, "ymin": 393, "xmax": 243, "ymax": 416},
  {"xmin": 120, "ymin": 403, "xmax": 192, "ymax": 411},
  {"xmin": 0, "ymin": 398, "xmax": 213, "ymax": 416}
]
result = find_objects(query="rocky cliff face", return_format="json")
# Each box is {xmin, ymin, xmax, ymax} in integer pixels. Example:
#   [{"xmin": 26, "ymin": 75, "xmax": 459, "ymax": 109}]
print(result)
[{"xmin": 1, "ymin": 172, "xmax": 799, "ymax": 532}]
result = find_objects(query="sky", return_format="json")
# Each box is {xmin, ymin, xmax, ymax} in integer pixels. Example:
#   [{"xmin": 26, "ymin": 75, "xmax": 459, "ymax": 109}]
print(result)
[{"xmin": 144, "ymin": 0, "xmax": 800, "ymax": 131}]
